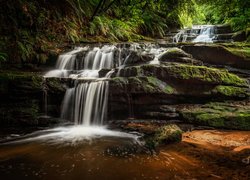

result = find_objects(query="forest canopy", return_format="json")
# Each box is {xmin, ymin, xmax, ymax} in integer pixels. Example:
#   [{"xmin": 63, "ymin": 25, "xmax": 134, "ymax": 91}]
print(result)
[{"xmin": 0, "ymin": 0, "xmax": 249, "ymax": 64}]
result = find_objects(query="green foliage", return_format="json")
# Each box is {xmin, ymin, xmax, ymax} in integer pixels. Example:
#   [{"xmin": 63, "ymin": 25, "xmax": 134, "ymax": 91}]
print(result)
[
  {"xmin": 194, "ymin": 0, "xmax": 250, "ymax": 31},
  {"xmin": 2, "ymin": 0, "xmax": 196, "ymax": 64},
  {"xmin": 0, "ymin": 52, "xmax": 7, "ymax": 62}
]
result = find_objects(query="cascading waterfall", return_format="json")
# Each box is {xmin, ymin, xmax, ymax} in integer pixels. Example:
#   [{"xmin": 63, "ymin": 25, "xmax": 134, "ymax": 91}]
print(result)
[
  {"xmin": 173, "ymin": 25, "xmax": 216, "ymax": 43},
  {"xmin": 61, "ymin": 81, "xmax": 109, "ymax": 125},
  {"xmin": 45, "ymin": 44, "xmax": 165, "ymax": 126},
  {"xmin": 192, "ymin": 25, "xmax": 215, "ymax": 42}
]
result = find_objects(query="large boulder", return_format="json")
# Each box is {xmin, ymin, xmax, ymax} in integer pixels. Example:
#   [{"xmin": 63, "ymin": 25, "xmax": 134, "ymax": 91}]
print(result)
[
  {"xmin": 113, "ymin": 48, "xmax": 154, "ymax": 66},
  {"xmin": 181, "ymin": 44, "xmax": 250, "ymax": 69},
  {"xmin": 158, "ymin": 48, "xmax": 202, "ymax": 65}
]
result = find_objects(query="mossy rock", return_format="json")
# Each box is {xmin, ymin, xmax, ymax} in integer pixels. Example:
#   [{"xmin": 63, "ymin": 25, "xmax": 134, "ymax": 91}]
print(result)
[
  {"xmin": 212, "ymin": 85, "xmax": 249, "ymax": 98},
  {"xmin": 0, "ymin": 71, "xmax": 44, "ymax": 97},
  {"xmin": 0, "ymin": 101, "xmax": 40, "ymax": 126},
  {"xmin": 181, "ymin": 44, "xmax": 250, "ymax": 69},
  {"xmin": 141, "ymin": 64, "xmax": 248, "ymax": 87},
  {"xmin": 44, "ymin": 77, "xmax": 67, "ymax": 93},
  {"xmin": 109, "ymin": 76, "xmax": 175, "ymax": 94},
  {"xmin": 158, "ymin": 48, "xmax": 203, "ymax": 65},
  {"xmin": 159, "ymin": 48, "xmax": 192, "ymax": 60},
  {"xmin": 145, "ymin": 124, "xmax": 182, "ymax": 148},
  {"xmin": 180, "ymin": 102, "xmax": 250, "ymax": 130}
]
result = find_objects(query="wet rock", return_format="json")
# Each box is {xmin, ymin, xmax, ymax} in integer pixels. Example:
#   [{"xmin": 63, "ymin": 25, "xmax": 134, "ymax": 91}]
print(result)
[{"xmin": 114, "ymin": 48, "xmax": 154, "ymax": 66}]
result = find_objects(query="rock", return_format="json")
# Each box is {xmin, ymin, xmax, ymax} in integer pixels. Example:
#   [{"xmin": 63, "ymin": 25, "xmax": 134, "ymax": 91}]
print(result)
[
  {"xmin": 159, "ymin": 48, "xmax": 202, "ymax": 65},
  {"xmin": 109, "ymin": 76, "xmax": 175, "ymax": 94},
  {"xmin": 114, "ymin": 48, "xmax": 154, "ymax": 66},
  {"xmin": 159, "ymin": 48, "xmax": 191, "ymax": 60},
  {"xmin": 0, "ymin": 71, "xmax": 67, "ymax": 127},
  {"xmin": 140, "ymin": 64, "xmax": 248, "ymax": 88},
  {"xmin": 179, "ymin": 102, "xmax": 250, "ymax": 130},
  {"xmin": 214, "ymin": 24, "xmax": 232, "ymax": 34},
  {"xmin": 146, "ymin": 124, "xmax": 182, "ymax": 148},
  {"xmin": 140, "ymin": 112, "xmax": 179, "ymax": 120},
  {"xmin": 162, "ymin": 57, "xmax": 203, "ymax": 65},
  {"xmin": 181, "ymin": 43, "xmax": 250, "ymax": 69},
  {"xmin": 232, "ymin": 31, "xmax": 247, "ymax": 42},
  {"xmin": 211, "ymin": 85, "xmax": 249, "ymax": 98},
  {"xmin": 108, "ymin": 64, "xmax": 249, "ymax": 120}
]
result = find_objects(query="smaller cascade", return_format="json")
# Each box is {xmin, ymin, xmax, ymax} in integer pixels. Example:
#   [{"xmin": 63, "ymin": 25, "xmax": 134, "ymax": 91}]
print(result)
[
  {"xmin": 173, "ymin": 30, "xmax": 186, "ymax": 43},
  {"xmin": 56, "ymin": 47, "xmax": 87, "ymax": 70},
  {"xmin": 192, "ymin": 25, "xmax": 215, "ymax": 42},
  {"xmin": 173, "ymin": 25, "xmax": 216, "ymax": 43}
]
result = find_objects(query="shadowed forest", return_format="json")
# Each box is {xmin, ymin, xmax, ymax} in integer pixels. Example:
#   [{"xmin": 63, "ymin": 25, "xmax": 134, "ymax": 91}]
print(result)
[{"xmin": 0, "ymin": 0, "xmax": 249, "ymax": 64}]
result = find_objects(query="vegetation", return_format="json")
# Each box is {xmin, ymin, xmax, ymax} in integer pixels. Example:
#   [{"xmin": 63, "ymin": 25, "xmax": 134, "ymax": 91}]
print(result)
[
  {"xmin": 0, "ymin": 0, "xmax": 194, "ymax": 64},
  {"xmin": 193, "ymin": 0, "xmax": 250, "ymax": 31},
  {"xmin": 0, "ymin": 0, "xmax": 249, "ymax": 65}
]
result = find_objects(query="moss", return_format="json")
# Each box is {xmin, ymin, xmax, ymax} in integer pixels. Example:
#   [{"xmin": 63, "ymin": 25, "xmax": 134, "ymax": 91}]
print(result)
[
  {"xmin": 45, "ymin": 78, "xmax": 67, "ymax": 93},
  {"xmin": 145, "ymin": 124, "xmax": 182, "ymax": 148},
  {"xmin": 180, "ymin": 102, "xmax": 250, "ymax": 130},
  {"xmin": 226, "ymin": 47, "xmax": 250, "ymax": 59},
  {"xmin": 0, "ymin": 101, "xmax": 40, "ymax": 126},
  {"xmin": 143, "ymin": 76, "xmax": 175, "ymax": 94},
  {"xmin": 163, "ymin": 64, "xmax": 248, "ymax": 87},
  {"xmin": 128, "ymin": 77, "xmax": 142, "ymax": 84},
  {"xmin": 212, "ymin": 85, "xmax": 249, "ymax": 98}
]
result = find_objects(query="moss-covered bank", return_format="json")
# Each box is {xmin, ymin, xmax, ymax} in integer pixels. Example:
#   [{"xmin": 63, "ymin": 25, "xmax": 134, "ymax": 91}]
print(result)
[{"xmin": 180, "ymin": 102, "xmax": 250, "ymax": 130}]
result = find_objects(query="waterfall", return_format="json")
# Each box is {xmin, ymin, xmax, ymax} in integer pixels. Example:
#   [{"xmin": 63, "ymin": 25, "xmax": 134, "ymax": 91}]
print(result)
[
  {"xmin": 44, "ymin": 44, "xmax": 165, "ymax": 126},
  {"xmin": 61, "ymin": 81, "xmax": 109, "ymax": 125},
  {"xmin": 173, "ymin": 25, "xmax": 216, "ymax": 43},
  {"xmin": 192, "ymin": 25, "xmax": 215, "ymax": 42}
]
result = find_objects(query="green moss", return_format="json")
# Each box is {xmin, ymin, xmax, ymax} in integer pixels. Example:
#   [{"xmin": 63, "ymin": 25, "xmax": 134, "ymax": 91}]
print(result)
[
  {"xmin": 213, "ymin": 85, "xmax": 249, "ymax": 98},
  {"xmin": 145, "ymin": 76, "xmax": 175, "ymax": 94},
  {"xmin": 180, "ymin": 102, "xmax": 250, "ymax": 130},
  {"xmin": 163, "ymin": 48, "xmax": 191, "ymax": 58},
  {"xmin": 226, "ymin": 47, "xmax": 250, "ymax": 59},
  {"xmin": 146, "ymin": 124, "xmax": 182, "ymax": 148},
  {"xmin": 45, "ymin": 78, "xmax": 66, "ymax": 93},
  {"xmin": 128, "ymin": 77, "xmax": 142, "ymax": 84},
  {"xmin": 164, "ymin": 64, "xmax": 248, "ymax": 87},
  {"xmin": 0, "ymin": 101, "xmax": 40, "ymax": 126},
  {"xmin": 111, "ymin": 77, "xmax": 128, "ymax": 84}
]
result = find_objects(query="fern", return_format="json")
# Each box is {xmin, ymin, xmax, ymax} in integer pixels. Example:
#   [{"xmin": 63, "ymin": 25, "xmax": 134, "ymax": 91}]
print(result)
[{"xmin": 0, "ymin": 52, "xmax": 7, "ymax": 62}]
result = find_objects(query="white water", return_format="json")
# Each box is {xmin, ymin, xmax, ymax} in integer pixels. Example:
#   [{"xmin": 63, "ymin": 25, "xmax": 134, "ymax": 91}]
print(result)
[
  {"xmin": 44, "ymin": 44, "xmax": 166, "ymax": 129},
  {"xmin": 68, "ymin": 81, "xmax": 109, "ymax": 125},
  {"xmin": 173, "ymin": 25, "xmax": 215, "ymax": 43},
  {"xmin": 192, "ymin": 25, "xmax": 215, "ymax": 42},
  {"xmin": 2, "ymin": 126, "xmax": 141, "ymax": 145}
]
